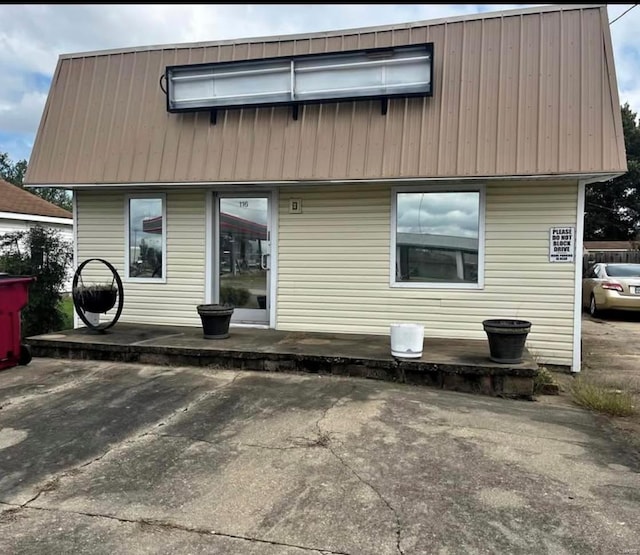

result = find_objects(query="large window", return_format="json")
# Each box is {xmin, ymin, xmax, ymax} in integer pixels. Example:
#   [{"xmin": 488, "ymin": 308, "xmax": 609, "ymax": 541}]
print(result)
[
  {"xmin": 126, "ymin": 195, "xmax": 166, "ymax": 281},
  {"xmin": 392, "ymin": 189, "xmax": 484, "ymax": 289}
]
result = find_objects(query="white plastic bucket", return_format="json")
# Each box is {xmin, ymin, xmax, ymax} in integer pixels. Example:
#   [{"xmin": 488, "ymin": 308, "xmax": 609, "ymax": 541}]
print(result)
[
  {"xmin": 84, "ymin": 311, "xmax": 100, "ymax": 327},
  {"xmin": 390, "ymin": 323, "xmax": 424, "ymax": 358}
]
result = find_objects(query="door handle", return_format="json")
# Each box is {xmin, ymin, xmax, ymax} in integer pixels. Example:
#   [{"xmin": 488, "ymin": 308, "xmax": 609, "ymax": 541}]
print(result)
[{"xmin": 261, "ymin": 253, "xmax": 270, "ymax": 270}]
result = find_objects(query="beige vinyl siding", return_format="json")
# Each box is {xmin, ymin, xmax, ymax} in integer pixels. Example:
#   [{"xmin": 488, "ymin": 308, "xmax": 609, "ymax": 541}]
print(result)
[
  {"xmin": 277, "ymin": 181, "xmax": 578, "ymax": 366},
  {"xmin": 26, "ymin": 5, "xmax": 625, "ymax": 186},
  {"xmin": 76, "ymin": 189, "xmax": 206, "ymax": 326}
]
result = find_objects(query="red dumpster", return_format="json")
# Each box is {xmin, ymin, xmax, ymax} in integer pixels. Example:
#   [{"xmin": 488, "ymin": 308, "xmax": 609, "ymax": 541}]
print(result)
[{"xmin": 0, "ymin": 275, "xmax": 35, "ymax": 371}]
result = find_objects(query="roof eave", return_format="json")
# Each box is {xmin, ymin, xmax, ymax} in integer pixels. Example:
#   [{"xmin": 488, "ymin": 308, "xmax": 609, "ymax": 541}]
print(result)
[{"xmin": 23, "ymin": 171, "xmax": 624, "ymax": 190}]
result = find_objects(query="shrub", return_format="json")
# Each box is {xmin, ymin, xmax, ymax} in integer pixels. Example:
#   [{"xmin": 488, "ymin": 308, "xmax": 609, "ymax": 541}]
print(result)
[
  {"xmin": 219, "ymin": 285, "xmax": 250, "ymax": 306},
  {"xmin": 0, "ymin": 226, "xmax": 73, "ymax": 336}
]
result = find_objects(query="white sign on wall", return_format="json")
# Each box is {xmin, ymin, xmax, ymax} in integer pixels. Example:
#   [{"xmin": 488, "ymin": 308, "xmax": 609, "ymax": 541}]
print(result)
[{"xmin": 549, "ymin": 226, "xmax": 575, "ymax": 263}]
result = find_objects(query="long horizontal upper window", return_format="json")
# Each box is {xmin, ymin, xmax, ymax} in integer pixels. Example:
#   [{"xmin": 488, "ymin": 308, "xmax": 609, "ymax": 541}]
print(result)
[
  {"xmin": 392, "ymin": 189, "xmax": 484, "ymax": 289},
  {"xmin": 166, "ymin": 43, "xmax": 433, "ymax": 112}
]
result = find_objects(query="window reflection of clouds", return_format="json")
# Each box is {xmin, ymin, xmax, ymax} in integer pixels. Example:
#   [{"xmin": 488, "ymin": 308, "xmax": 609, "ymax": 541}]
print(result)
[
  {"xmin": 129, "ymin": 198, "xmax": 164, "ymax": 278},
  {"xmin": 130, "ymin": 198, "xmax": 163, "ymax": 249},
  {"xmin": 397, "ymin": 192, "xmax": 479, "ymax": 238}
]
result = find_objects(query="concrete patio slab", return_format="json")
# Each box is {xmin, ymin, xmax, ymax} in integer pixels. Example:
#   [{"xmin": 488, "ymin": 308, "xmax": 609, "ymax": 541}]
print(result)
[
  {"xmin": 0, "ymin": 358, "xmax": 638, "ymax": 554},
  {"xmin": 27, "ymin": 323, "xmax": 538, "ymax": 398}
]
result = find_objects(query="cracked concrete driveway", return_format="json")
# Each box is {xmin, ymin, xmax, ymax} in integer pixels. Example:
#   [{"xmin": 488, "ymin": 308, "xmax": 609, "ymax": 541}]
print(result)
[{"xmin": 0, "ymin": 359, "xmax": 639, "ymax": 554}]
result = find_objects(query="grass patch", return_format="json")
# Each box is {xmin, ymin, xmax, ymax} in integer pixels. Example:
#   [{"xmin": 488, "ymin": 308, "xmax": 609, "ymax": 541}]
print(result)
[
  {"xmin": 58, "ymin": 295, "xmax": 74, "ymax": 330},
  {"xmin": 571, "ymin": 378, "xmax": 636, "ymax": 417},
  {"xmin": 534, "ymin": 367, "xmax": 558, "ymax": 394}
]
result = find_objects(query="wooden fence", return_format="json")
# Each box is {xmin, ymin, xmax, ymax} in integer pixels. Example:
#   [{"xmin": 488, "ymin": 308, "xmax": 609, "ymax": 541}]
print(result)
[{"xmin": 583, "ymin": 250, "xmax": 640, "ymax": 266}]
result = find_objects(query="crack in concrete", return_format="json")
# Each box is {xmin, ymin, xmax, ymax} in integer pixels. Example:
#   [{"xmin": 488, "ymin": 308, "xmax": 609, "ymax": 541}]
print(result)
[
  {"xmin": 0, "ymin": 363, "xmax": 141, "ymax": 410},
  {"xmin": 148, "ymin": 432, "xmax": 218, "ymax": 446},
  {"xmin": 416, "ymin": 419, "xmax": 598, "ymax": 447},
  {"xmin": 147, "ymin": 432, "xmax": 336, "ymax": 451},
  {"xmin": 241, "ymin": 442, "xmax": 310, "ymax": 451},
  {"xmin": 22, "ymin": 505, "xmax": 351, "ymax": 554},
  {"xmin": 21, "ymin": 476, "xmax": 61, "ymax": 507},
  {"xmin": 153, "ymin": 372, "xmax": 242, "ymax": 430},
  {"xmin": 148, "ymin": 431, "xmax": 318, "ymax": 452},
  {"xmin": 325, "ymin": 444, "xmax": 404, "ymax": 555},
  {"xmin": 315, "ymin": 386, "xmax": 405, "ymax": 555},
  {"xmin": 74, "ymin": 372, "xmax": 243, "ymax": 467},
  {"xmin": 17, "ymin": 373, "xmax": 243, "ymax": 509},
  {"xmin": 314, "ymin": 386, "xmax": 355, "ymax": 433}
]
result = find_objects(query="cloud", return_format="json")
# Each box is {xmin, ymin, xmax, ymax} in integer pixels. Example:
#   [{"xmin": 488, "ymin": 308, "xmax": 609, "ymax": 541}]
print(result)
[
  {"xmin": 0, "ymin": 90, "xmax": 47, "ymax": 135},
  {"xmin": 0, "ymin": 132, "xmax": 33, "ymax": 163},
  {"xmin": 608, "ymin": 5, "xmax": 640, "ymax": 117},
  {"xmin": 129, "ymin": 197, "xmax": 163, "ymax": 251},
  {"xmin": 0, "ymin": 69, "xmax": 49, "ymax": 142},
  {"xmin": 397, "ymin": 192, "xmax": 480, "ymax": 238}
]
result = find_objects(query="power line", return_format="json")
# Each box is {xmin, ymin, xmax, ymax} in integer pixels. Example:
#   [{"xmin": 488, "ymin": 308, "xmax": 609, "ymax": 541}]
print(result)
[{"xmin": 609, "ymin": 4, "xmax": 638, "ymax": 25}]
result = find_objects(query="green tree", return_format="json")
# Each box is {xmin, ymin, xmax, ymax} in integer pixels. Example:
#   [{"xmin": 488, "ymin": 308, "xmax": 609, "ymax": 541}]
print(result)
[
  {"xmin": 0, "ymin": 151, "xmax": 72, "ymax": 212},
  {"xmin": 585, "ymin": 103, "xmax": 640, "ymax": 241},
  {"xmin": 0, "ymin": 226, "xmax": 73, "ymax": 337},
  {"xmin": 31, "ymin": 187, "xmax": 73, "ymax": 213},
  {"xmin": 0, "ymin": 152, "xmax": 27, "ymax": 186}
]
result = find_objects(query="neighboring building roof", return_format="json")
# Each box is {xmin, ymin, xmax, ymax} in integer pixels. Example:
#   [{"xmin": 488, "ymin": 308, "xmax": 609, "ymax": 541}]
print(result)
[
  {"xmin": 0, "ymin": 179, "xmax": 72, "ymax": 220},
  {"xmin": 583, "ymin": 241, "xmax": 638, "ymax": 252},
  {"xmin": 397, "ymin": 233, "xmax": 478, "ymax": 253},
  {"xmin": 141, "ymin": 212, "xmax": 267, "ymax": 240},
  {"xmin": 25, "ymin": 3, "xmax": 626, "ymax": 186}
]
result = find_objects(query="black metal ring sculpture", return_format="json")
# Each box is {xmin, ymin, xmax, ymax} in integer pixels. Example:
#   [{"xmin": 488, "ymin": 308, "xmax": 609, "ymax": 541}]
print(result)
[{"xmin": 72, "ymin": 258, "xmax": 124, "ymax": 332}]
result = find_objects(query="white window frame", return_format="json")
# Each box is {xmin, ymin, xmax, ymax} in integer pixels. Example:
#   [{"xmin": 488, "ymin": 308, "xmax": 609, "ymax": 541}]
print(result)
[
  {"xmin": 125, "ymin": 193, "xmax": 167, "ymax": 284},
  {"xmin": 390, "ymin": 185, "xmax": 486, "ymax": 290}
]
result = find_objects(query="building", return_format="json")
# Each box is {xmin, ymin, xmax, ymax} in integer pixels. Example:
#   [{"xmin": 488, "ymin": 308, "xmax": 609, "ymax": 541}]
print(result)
[
  {"xmin": 24, "ymin": 4, "xmax": 626, "ymax": 371},
  {"xmin": 0, "ymin": 179, "xmax": 72, "ymax": 239},
  {"xmin": 0, "ymin": 179, "xmax": 73, "ymax": 289}
]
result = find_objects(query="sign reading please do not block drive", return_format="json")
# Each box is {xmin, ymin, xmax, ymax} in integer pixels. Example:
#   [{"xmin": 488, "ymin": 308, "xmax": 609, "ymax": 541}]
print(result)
[{"xmin": 549, "ymin": 226, "xmax": 575, "ymax": 263}]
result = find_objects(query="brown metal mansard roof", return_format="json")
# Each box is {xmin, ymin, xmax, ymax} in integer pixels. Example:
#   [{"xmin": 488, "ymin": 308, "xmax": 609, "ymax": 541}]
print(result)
[{"xmin": 25, "ymin": 4, "xmax": 626, "ymax": 186}]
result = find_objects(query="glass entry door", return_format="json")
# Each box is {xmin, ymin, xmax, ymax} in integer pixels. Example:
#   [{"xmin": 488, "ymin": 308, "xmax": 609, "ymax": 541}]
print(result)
[{"xmin": 216, "ymin": 194, "xmax": 271, "ymax": 325}]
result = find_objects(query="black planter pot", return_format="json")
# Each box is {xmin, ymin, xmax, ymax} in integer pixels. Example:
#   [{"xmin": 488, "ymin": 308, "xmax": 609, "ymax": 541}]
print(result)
[
  {"xmin": 73, "ymin": 288, "xmax": 117, "ymax": 313},
  {"xmin": 197, "ymin": 304, "xmax": 234, "ymax": 339},
  {"xmin": 257, "ymin": 295, "xmax": 267, "ymax": 309},
  {"xmin": 482, "ymin": 319, "xmax": 532, "ymax": 364}
]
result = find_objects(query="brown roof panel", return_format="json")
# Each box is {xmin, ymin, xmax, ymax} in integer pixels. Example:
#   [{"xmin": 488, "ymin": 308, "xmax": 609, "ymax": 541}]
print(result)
[
  {"xmin": 25, "ymin": 4, "xmax": 627, "ymax": 186},
  {"xmin": 0, "ymin": 179, "xmax": 72, "ymax": 220}
]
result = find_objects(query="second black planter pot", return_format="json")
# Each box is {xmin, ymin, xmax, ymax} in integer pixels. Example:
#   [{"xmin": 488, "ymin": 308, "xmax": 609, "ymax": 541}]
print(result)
[
  {"xmin": 197, "ymin": 304, "xmax": 235, "ymax": 339},
  {"xmin": 482, "ymin": 319, "xmax": 532, "ymax": 364}
]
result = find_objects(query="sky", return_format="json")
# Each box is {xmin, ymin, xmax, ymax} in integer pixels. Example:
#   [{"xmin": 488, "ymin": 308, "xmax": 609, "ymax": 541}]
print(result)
[{"xmin": 1, "ymin": 4, "xmax": 639, "ymax": 164}]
